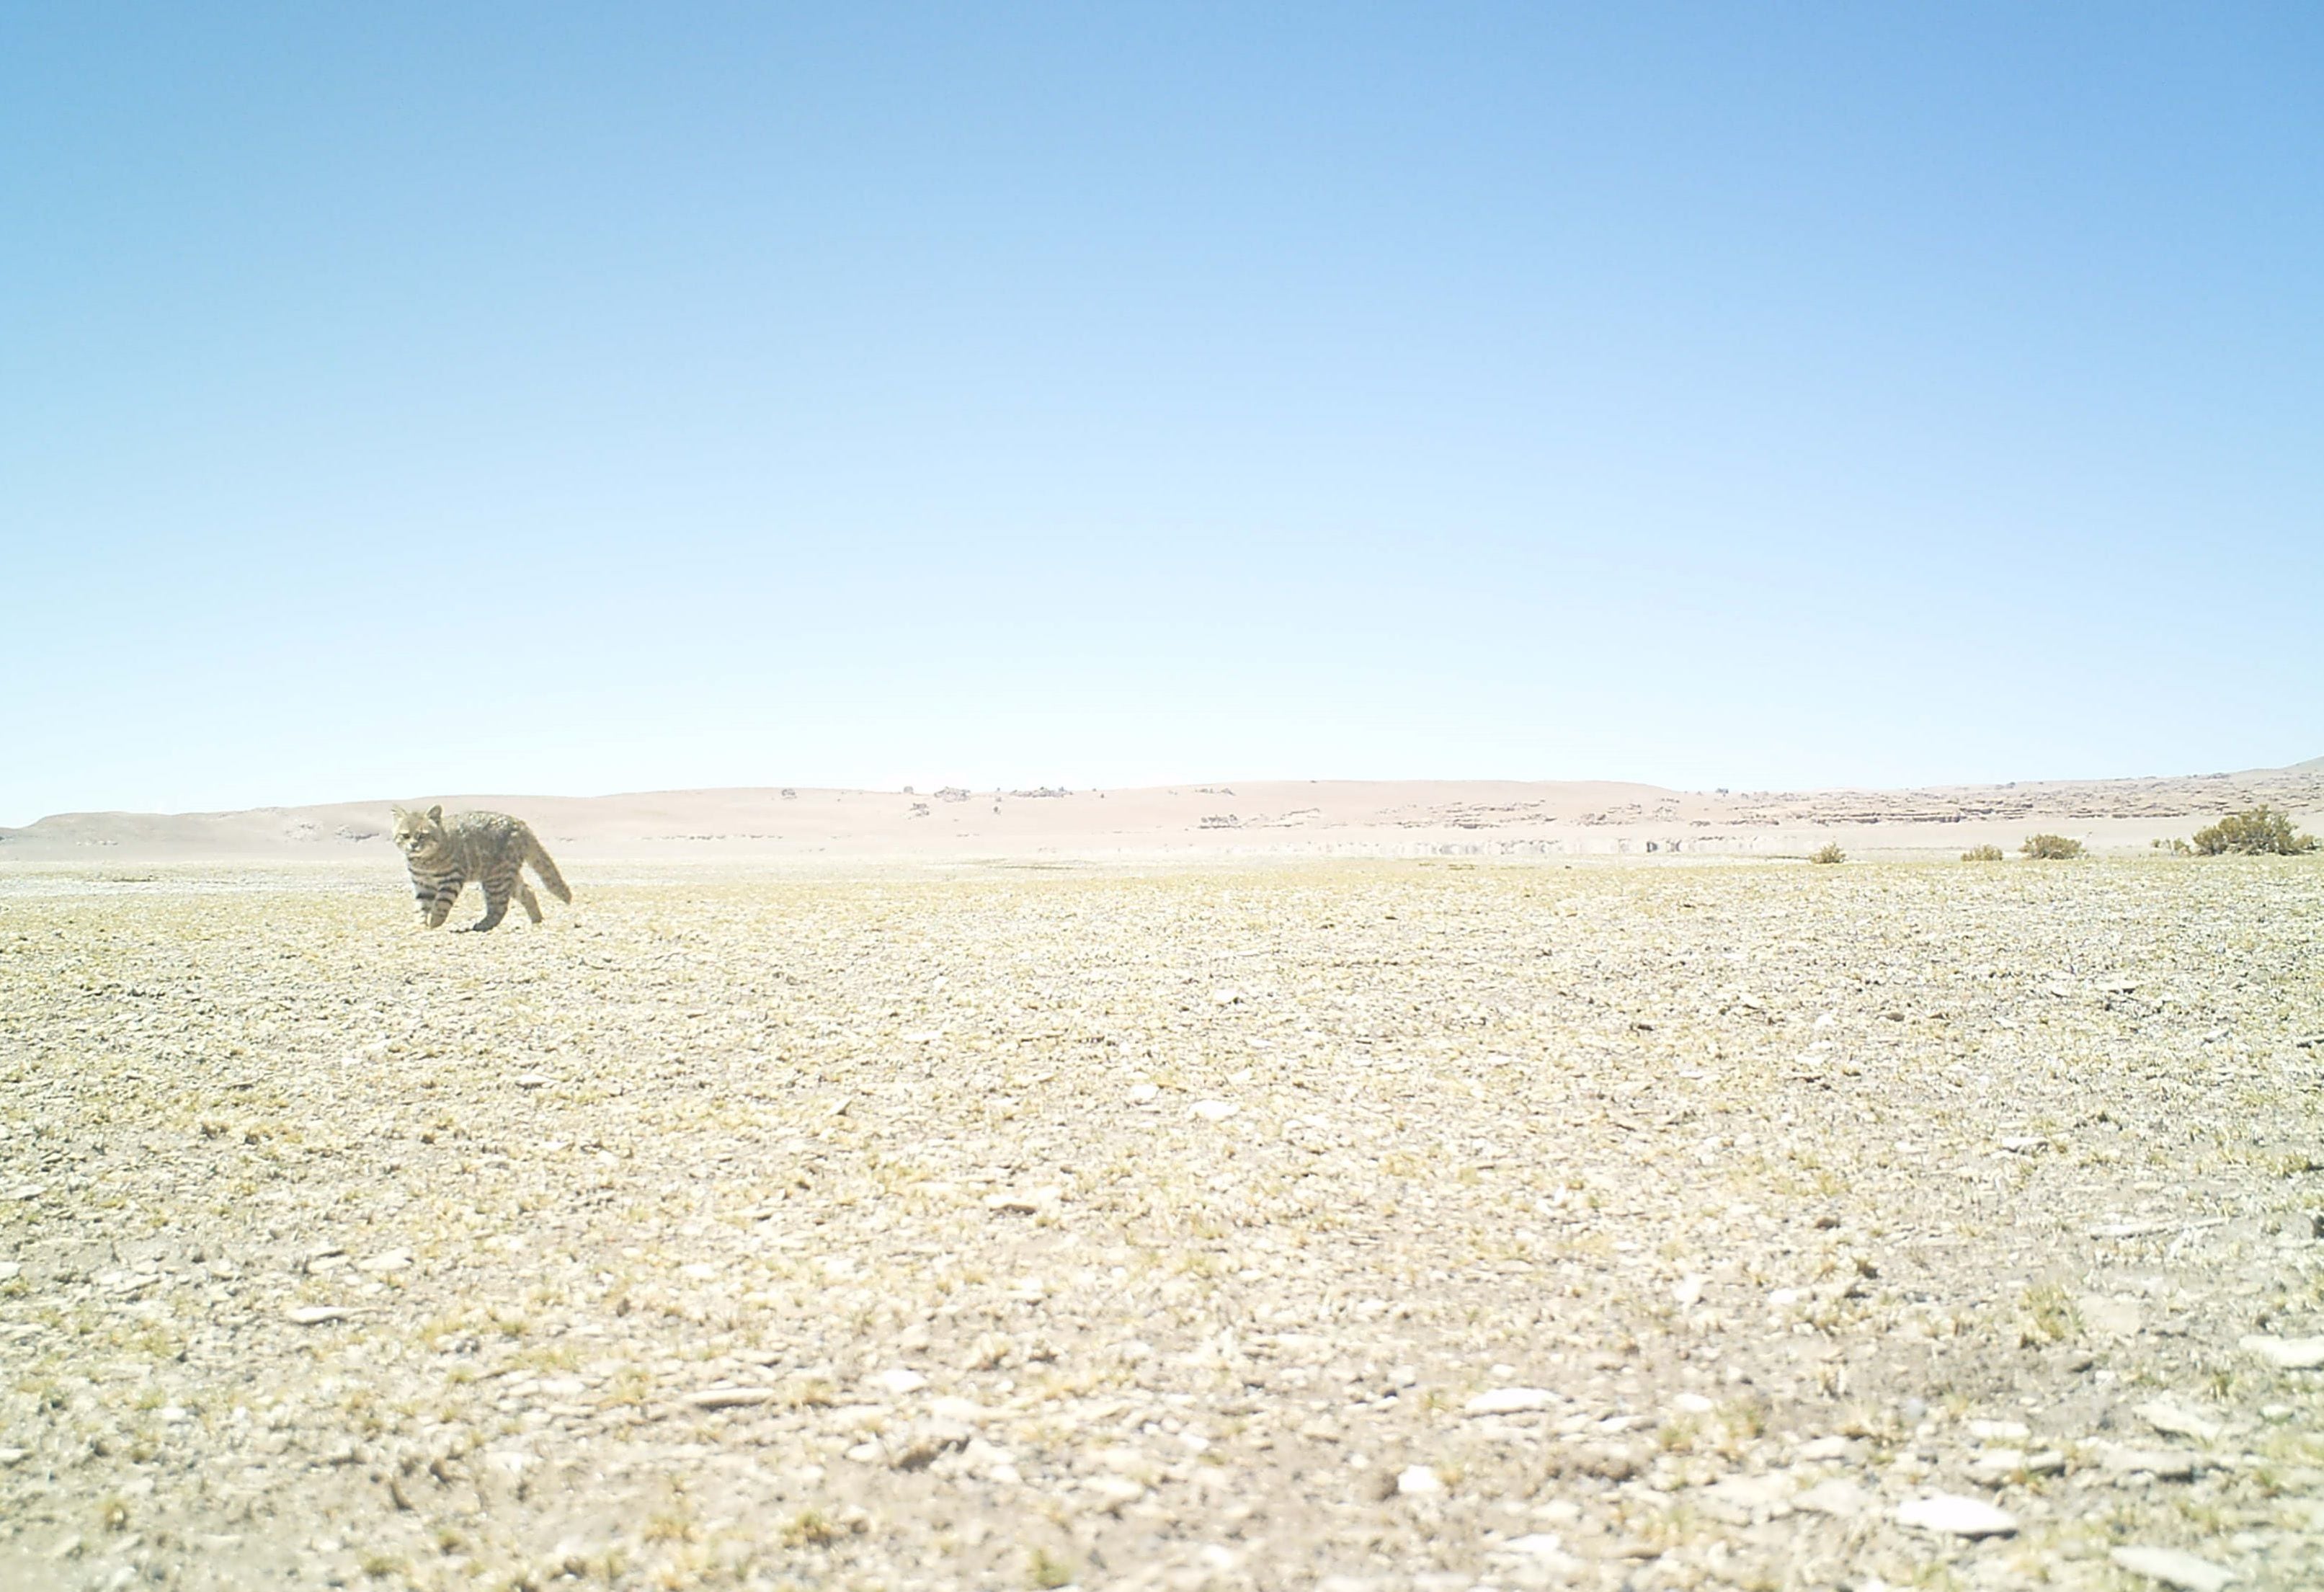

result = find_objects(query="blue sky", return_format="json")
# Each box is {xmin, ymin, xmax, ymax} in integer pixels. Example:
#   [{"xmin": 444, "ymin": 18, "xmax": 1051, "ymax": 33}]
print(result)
[{"xmin": 4, "ymin": 4, "xmax": 2319, "ymax": 823}]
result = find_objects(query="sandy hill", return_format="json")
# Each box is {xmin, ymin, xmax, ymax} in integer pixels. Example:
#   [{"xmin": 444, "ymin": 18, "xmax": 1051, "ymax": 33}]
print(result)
[{"xmin": 4, "ymin": 760, "xmax": 2320, "ymax": 863}]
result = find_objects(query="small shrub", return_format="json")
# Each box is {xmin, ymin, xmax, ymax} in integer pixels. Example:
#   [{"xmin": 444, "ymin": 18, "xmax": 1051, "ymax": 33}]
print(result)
[
  {"xmin": 2021, "ymin": 835, "xmax": 2084, "ymax": 860},
  {"xmin": 2151, "ymin": 837, "xmax": 2192, "ymax": 855},
  {"xmin": 1961, "ymin": 845, "xmax": 2005, "ymax": 862},
  {"xmin": 2191, "ymin": 806, "xmax": 2318, "ymax": 856},
  {"xmin": 1809, "ymin": 842, "xmax": 1846, "ymax": 865}
]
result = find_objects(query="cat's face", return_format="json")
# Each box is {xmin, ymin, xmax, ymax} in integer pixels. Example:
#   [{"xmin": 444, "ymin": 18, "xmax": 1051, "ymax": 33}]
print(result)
[{"xmin": 391, "ymin": 804, "xmax": 448, "ymax": 857}]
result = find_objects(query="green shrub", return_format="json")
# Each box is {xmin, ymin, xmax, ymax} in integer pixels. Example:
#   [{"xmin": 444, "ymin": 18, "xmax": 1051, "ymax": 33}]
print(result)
[
  {"xmin": 2190, "ymin": 806, "xmax": 2318, "ymax": 855},
  {"xmin": 2021, "ymin": 835, "xmax": 2084, "ymax": 861},
  {"xmin": 2150, "ymin": 837, "xmax": 2191, "ymax": 855},
  {"xmin": 1809, "ymin": 842, "xmax": 1846, "ymax": 865},
  {"xmin": 1961, "ymin": 845, "xmax": 2005, "ymax": 862}
]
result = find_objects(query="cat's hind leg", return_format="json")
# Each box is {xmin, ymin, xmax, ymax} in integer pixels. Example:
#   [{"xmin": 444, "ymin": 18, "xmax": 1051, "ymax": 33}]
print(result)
[
  {"xmin": 458, "ymin": 866, "xmax": 515, "ymax": 932},
  {"xmin": 517, "ymin": 882, "xmax": 543, "ymax": 924}
]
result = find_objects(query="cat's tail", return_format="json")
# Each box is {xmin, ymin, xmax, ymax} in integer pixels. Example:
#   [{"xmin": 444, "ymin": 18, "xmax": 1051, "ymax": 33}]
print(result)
[{"xmin": 524, "ymin": 831, "xmax": 574, "ymax": 903}]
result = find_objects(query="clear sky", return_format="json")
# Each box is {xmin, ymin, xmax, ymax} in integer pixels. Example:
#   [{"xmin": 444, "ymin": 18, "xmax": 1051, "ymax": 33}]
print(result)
[{"xmin": 4, "ymin": 4, "xmax": 2319, "ymax": 824}]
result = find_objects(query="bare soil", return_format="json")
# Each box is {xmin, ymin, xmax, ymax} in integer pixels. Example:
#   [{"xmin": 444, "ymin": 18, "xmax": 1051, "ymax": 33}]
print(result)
[{"xmin": 2, "ymin": 857, "xmax": 2320, "ymax": 1592}]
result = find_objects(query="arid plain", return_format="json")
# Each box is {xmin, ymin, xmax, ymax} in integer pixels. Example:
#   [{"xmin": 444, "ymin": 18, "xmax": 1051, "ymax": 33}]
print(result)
[{"xmin": 4, "ymin": 774, "xmax": 2323, "ymax": 1592}]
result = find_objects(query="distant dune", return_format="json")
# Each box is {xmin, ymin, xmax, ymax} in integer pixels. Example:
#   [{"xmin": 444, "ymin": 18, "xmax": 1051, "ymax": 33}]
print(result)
[{"xmin": 5, "ymin": 760, "xmax": 2320, "ymax": 863}]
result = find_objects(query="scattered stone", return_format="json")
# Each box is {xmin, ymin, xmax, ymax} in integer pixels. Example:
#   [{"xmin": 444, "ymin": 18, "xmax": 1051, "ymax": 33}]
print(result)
[
  {"xmin": 1967, "ymin": 1449, "xmax": 2028, "ymax": 1484},
  {"xmin": 284, "ymin": 1305, "xmax": 350, "ymax": 1326},
  {"xmin": 355, "ymin": 1250, "xmax": 411, "ymax": 1274},
  {"xmin": 1464, "ymin": 1387, "xmax": 1557, "ymax": 1416},
  {"xmin": 1085, "ymin": 1475, "xmax": 1147, "ymax": 1511},
  {"xmin": 869, "ymin": 1369, "xmax": 929, "ymax": 1397},
  {"xmin": 1794, "ymin": 1478, "xmax": 1871, "ymax": 1518},
  {"xmin": 1895, "ymin": 1493, "xmax": 2018, "ymax": 1537},
  {"xmin": 984, "ymin": 1187, "xmax": 1061, "ymax": 1214},
  {"xmin": 2240, "ymin": 1335, "xmax": 2324, "ymax": 1370},
  {"xmin": 2103, "ymin": 1446, "xmax": 2200, "ymax": 1480},
  {"xmin": 683, "ymin": 1388, "xmax": 778, "ymax": 1410},
  {"xmin": 2135, "ymin": 1401, "xmax": 2222, "ymax": 1444},
  {"xmin": 1699, "ymin": 1473, "xmax": 1792, "ymax": 1522},
  {"xmin": 1966, "ymin": 1418, "xmax": 2031, "ymax": 1444},
  {"xmin": 928, "ymin": 1396, "xmax": 996, "ymax": 1425},
  {"xmin": 2110, "ymin": 1546, "xmax": 2236, "ymax": 1592},
  {"xmin": 1395, "ymin": 1464, "xmax": 1443, "ymax": 1495},
  {"xmin": 1670, "ymin": 1392, "xmax": 1715, "ymax": 1415},
  {"xmin": 515, "ymin": 1072, "xmax": 553, "ymax": 1090},
  {"xmin": 1188, "ymin": 1100, "xmax": 1239, "ymax": 1121},
  {"xmin": 2080, "ymin": 1296, "xmax": 2144, "ymax": 1337}
]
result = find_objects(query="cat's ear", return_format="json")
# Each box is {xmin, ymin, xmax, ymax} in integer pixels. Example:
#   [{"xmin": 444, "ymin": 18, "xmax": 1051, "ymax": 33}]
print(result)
[
  {"xmin": 391, "ymin": 805, "xmax": 409, "ymax": 819},
  {"xmin": 426, "ymin": 804, "xmax": 443, "ymax": 822}
]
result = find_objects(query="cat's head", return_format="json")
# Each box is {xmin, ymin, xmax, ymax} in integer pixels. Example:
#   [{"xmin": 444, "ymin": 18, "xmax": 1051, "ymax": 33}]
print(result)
[{"xmin": 391, "ymin": 804, "xmax": 448, "ymax": 857}]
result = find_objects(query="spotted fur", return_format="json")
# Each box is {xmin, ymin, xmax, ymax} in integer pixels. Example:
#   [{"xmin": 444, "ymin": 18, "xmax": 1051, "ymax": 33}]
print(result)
[{"xmin": 390, "ymin": 805, "xmax": 571, "ymax": 932}]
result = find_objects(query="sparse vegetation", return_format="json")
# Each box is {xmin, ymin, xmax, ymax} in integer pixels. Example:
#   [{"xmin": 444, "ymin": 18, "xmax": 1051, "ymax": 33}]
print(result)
[
  {"xmin": 2191, "ymin": 805, "xmax": 2317, "ymax": 855},
  {"xmin": 1961, "ymin": 845, "xmax": 2005, "ymax": 862},
  {"xmin": 1028, "ymin": 1547, "xmax": 1077, "ymax": 1589},
  {"xmin": 2151, "ymin": 837, "xmax": 2192, "ymax": 855},
  {"xmin": 1809, "ymin": 842, "xmax": 1846, "ymax": 865},
  {"xmin": 2020, "ymin": 834, "xmax": 2084, "ymax": 860}
]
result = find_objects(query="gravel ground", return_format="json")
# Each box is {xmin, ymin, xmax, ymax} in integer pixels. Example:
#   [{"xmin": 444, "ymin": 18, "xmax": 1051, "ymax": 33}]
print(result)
[{"xmin": 2, "ymin": 858, "xmax": 2321, "ymax": 1592}]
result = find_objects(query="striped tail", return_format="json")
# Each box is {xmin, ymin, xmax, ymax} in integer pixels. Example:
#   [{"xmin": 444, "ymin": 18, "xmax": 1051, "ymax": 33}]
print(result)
[{"xmin": 524, "ymin": 832, "xmax": 573, "ymax": 903}]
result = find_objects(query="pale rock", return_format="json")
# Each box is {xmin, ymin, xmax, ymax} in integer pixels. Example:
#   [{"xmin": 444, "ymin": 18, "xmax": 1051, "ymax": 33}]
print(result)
[
  {"xmin": 1794, "ymin": 1478, "xmax": 1870, "ymax": 1518},
  {"xmin": 1699, "ymin": 1473, "xmax": 1792, "ymax": 1523},
  {"xmin": 2080, "ymin": 1296, "xmax": 2143, "ymax": 1338},
  {"xmin": 0, "ymin": 1262, "xmax": 19, "ymax": 1281},
  {"xmin": 984, "ymin": 1187, "xmax": 1061, "ymax": 1214},
  {"xmin": 1126, "ymin": 1082, "xmax": 1159, "ymax": 1106},
  {"xmin": 515, "ymin": 1073, "xmax": 553, "ymax": 1090},
  {"xmin": 1966, "ymin": 1418, "xmax": 2030, "ymax": 1444},
  {"xmin": 1967, "ymin": 1449, "xmax": 2027, "ymax": 1484},
  {"xmin": 1671, "ymin": 1392, "xmax": 1716, "ymax": 1415},
  {"xmin": 1464, "ymin": 1387, "xmax": 1557, "ymax": 1416},
  {"xmin": 1796, "ymin": 1435, "xmax": 1857, "ymax": 1462},
  {"xmin": 355, "ymin": 1250, "xmax": 411, "ymax": 1274},
  {"xmin": 1396, "ymin": 1464, "xmax": 1443, "ymax": 1495},
  {"xmin": 1671, "ymin": 1274, "xmax": 1706, "ymax": 1307},
  {"xmin": 2135, "ymin": 1401, "xmax": 2222, "ymax": 1444},
  {"xmin": 1189, "ymin": 1100, "xmax": 1239, "ymax": 1122},
  {"xmin": 1085, "ymin": 1474, "xmax": 1147, "ymax": 1511},
  {"xmin": 929, "ymin": 1395, "xmax": 996, "ymax": 1425},
  {"xmin": 870, "ymin": 1368, "xmax": 928, "ymax": 1396},
  {"xmin": 1497, "ymin": 1534, "xmax": 1580, "ymax": 1573},
  {"xmin": 285, "ymin": 1305, "xmax": 350, "ymax": 1325},
  {"xmin": 684, "ymin": 1387, "xmax": 778, "ymax": 1410},
  {"xmin": 2102, "ymin": 1446, "xmax": 2199, "ymax": 1480},
  {"xmin": 1896, "ymin": 1493, "xmax": 2018, "ymax": 1537},
  {"xmin": 2110, "ymin": 1546, "xmax": 2236, "ymax": 1592},
  {"xmin": 2239, "ymin": 1335, "xmax": 2324, "ymax": 1370}
]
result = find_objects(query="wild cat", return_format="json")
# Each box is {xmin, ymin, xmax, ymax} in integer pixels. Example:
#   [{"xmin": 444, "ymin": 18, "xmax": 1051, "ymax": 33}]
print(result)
[{"xmin": 390, "ymin": 805, "xmax": 572, "ymax": 932}]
